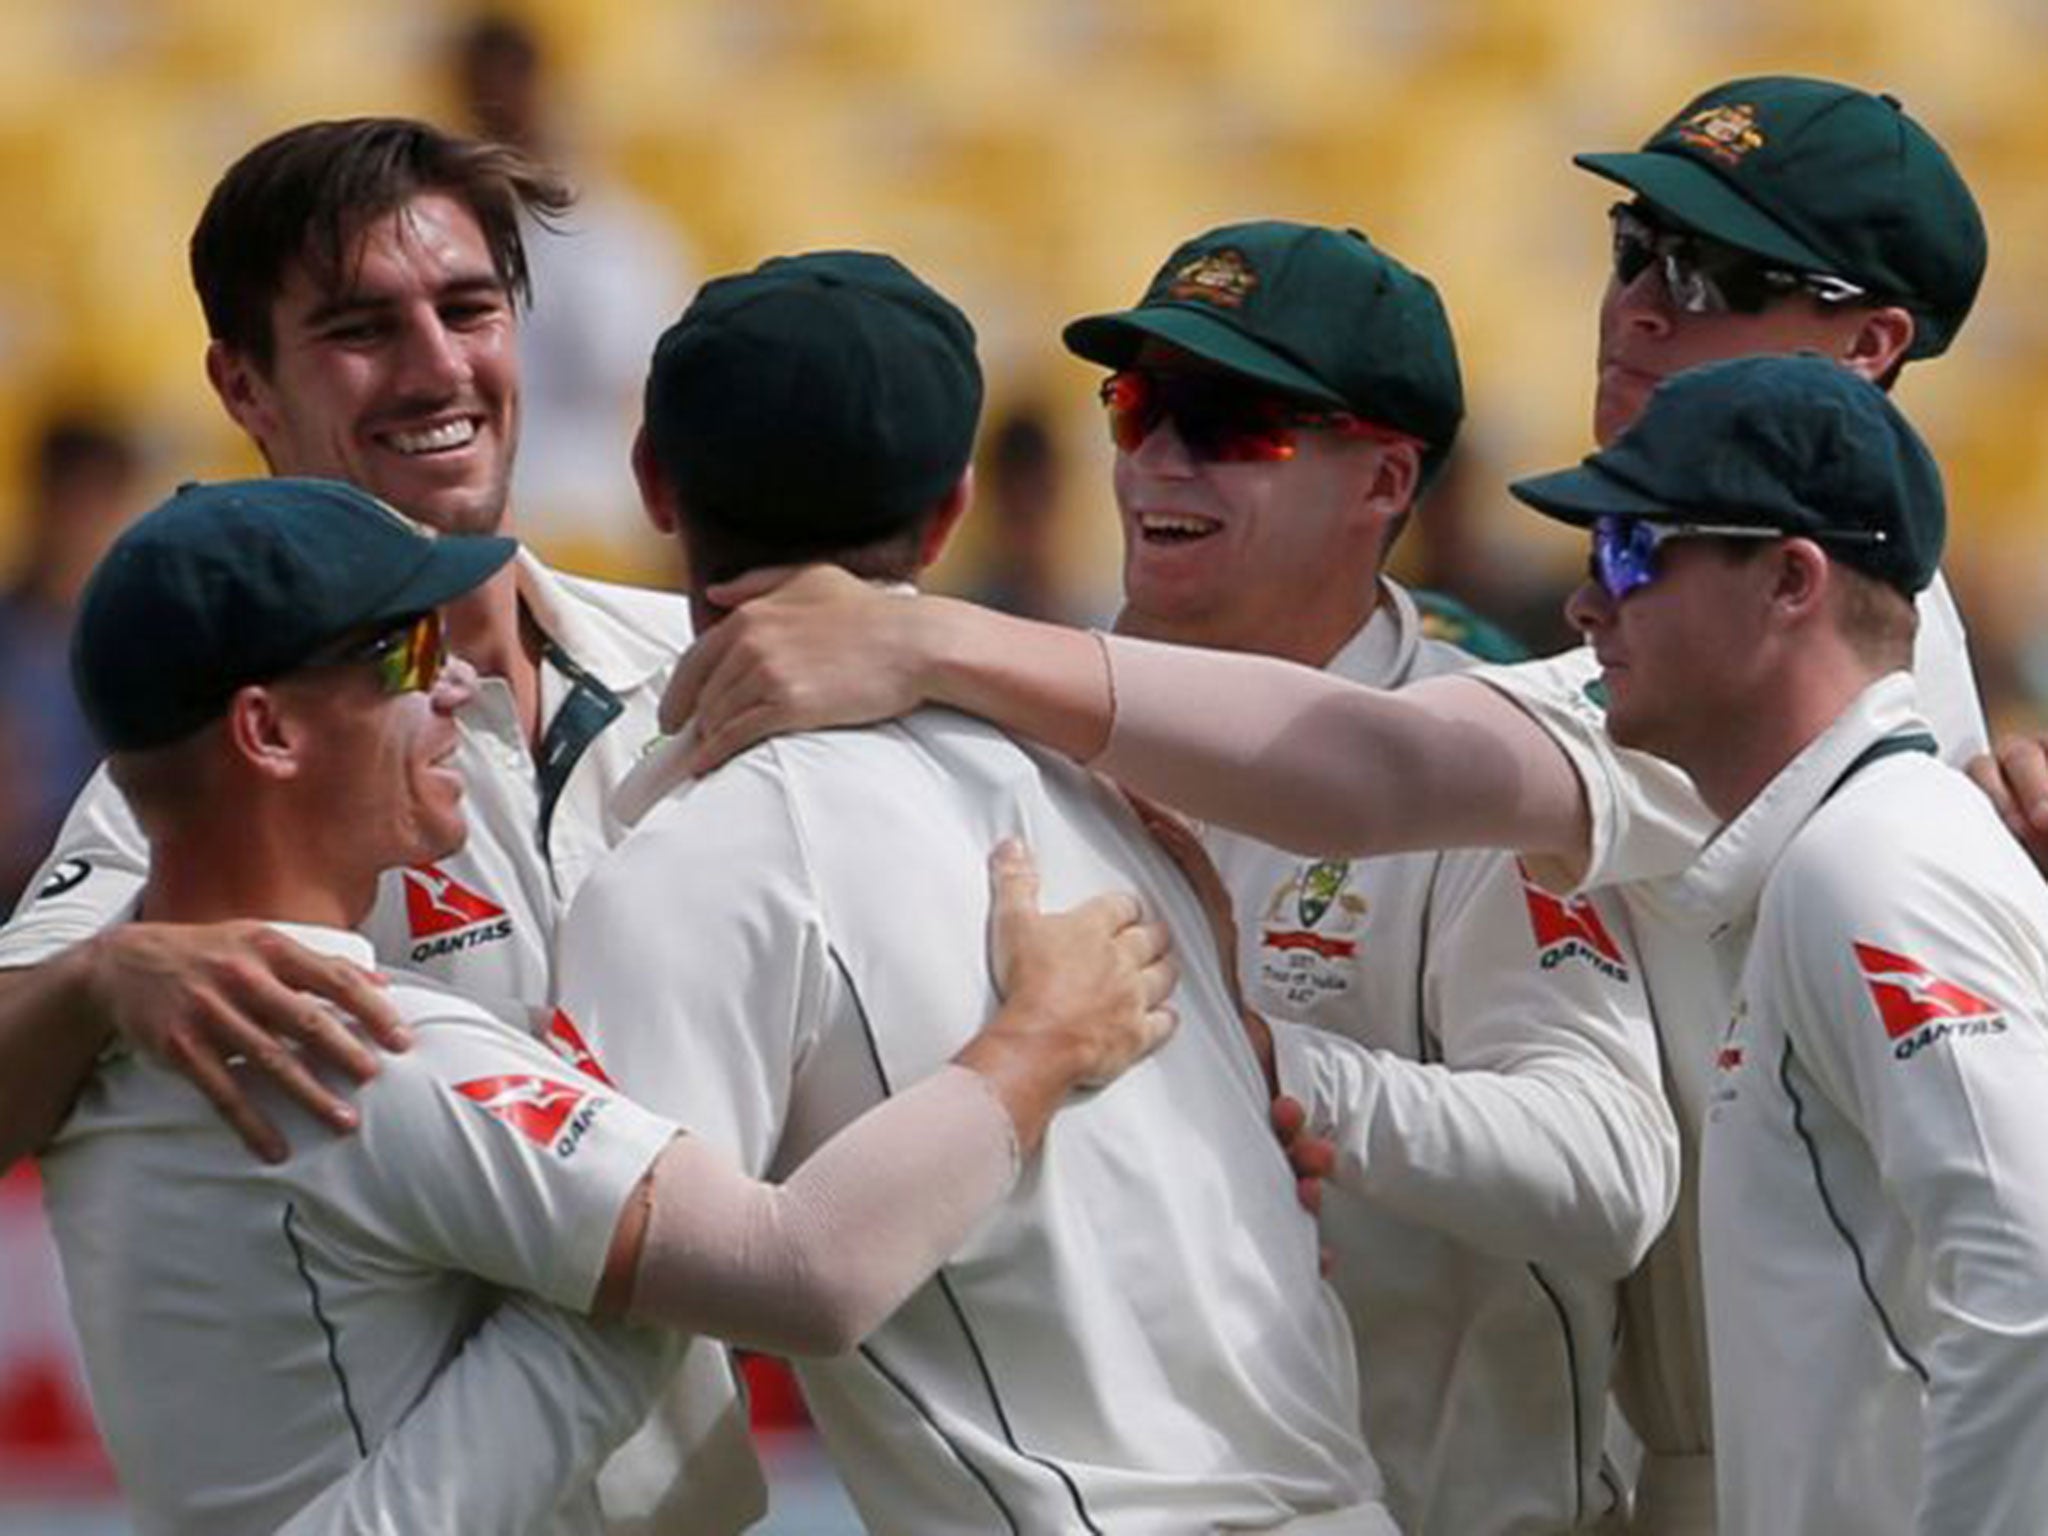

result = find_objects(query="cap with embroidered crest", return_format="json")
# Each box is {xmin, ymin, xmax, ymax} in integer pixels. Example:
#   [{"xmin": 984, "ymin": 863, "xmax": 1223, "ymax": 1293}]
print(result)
[
  {"xmin": 1575, "ymin": 76, "xmax": 1985, "ymax": 361},
  {"xmin": 1061, "ymin": 221, "xmax": 1464, "ymax": 480},
  {"xmin": 1509, "ymin": 353, "xmax": 1944, "ymax": 595},
  {"xmin": 72, "ymin": 477, "xmax": 515, "ymax": 751}
]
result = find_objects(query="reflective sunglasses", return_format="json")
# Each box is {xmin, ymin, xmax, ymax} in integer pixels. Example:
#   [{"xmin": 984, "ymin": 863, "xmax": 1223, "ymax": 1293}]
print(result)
[
  {"xmin": 1099, "ymin": 369, "xmax": 1407, "ymax": 463},
  {"xmin": 303, "ymin": 610, "xmax": 448, "ymax": 695},
  {"xmin": 1608, "ymin": 203, "xmax": 1869, "ymax": 316},
  {"xmin": 1587, "ymin": 514, "xmax": 1890, "ymax": 599}
]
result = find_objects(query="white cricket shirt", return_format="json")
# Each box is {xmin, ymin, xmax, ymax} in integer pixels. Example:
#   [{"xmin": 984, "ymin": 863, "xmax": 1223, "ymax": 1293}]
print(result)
[
  {"xmin": 40, "ymin": 924, "xmax": 677, "ymax": 1536},
  {"xmin": 1473, "ymin": 572, "xmax": 1991, "ymax": 1526},
  {"xmin": 1206, "ymin": 584, "xmax": 1675, "ymax": 1536},
  {"xmin": 1689, "ymin": 675, "xmax": 2048, "ymax": 1535},
  {"xmin": 561, "ymin": 707, "xmax": 1396, "ymax": 1535}
]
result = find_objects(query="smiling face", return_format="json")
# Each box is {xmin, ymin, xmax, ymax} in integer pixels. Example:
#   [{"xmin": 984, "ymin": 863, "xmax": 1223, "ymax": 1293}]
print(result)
[
  {"xmin": 1108, "ymin": 352, "xmax": 1413, "ymax": 666},
  {"xmin": 208, "ymin": 193, "xmax": 520, "ymax": 536},
  {"xmin": 281, "ymin": 648, "xmax": 479, "ymax": 877}
]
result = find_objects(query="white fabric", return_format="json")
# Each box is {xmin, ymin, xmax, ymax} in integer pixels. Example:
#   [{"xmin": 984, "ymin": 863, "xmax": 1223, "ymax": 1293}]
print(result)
[
  {"xmin": 1689, "ymin": 675, "xmax": 2048, "ymax": 1536},
  {"xmin": 41, "ymin": 924, "xmax": 678, "ymax": 1536},
  {"xmin": 563, "ymin": 707, "xmax": 1388, "ymax": 1535},
  {"xmin": 4, "ymin": 556, "xmax": 766, "ymax": 1536},
  {"xmin": 1470, "ymin": 591, "xmax": 1988, "ymax": 1512},
  {"xmin": 1213, "ymin": 585, "xmax": 1674, "ymax": 1535}
]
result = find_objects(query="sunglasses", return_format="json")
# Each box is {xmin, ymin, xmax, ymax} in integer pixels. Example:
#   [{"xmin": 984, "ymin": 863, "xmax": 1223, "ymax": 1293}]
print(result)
[
  {"xmin": 1099, "ymin": 369, "xmax": 1404, "ymax": 463},
  {"xmin": 303, "ymin": 610, "xmax": 448, "ymax": 695},
  {"xmin": 1608, "ymin": 204, "xmax": 1869, "ymax": 316},
  {"xmin": 1587, "ymin": 514, "xmax": 1891, "ymax": 600}
]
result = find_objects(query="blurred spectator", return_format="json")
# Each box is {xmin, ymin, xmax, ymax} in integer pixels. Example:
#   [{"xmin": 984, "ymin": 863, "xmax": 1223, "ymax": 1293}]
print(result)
[
  {"xmin": 962, "ymin": 406, "xmax": 1089, "ymax": 623},
  {"xmin": 451, "ymin": 11, "xmax": 693, "ymax": 581},
  {"xmin": 1394, "ymin": 445, "xmax": 1576, "ymax": 656},
  {"xmin": 0, "ymin": 414, "xmax": 143, "ymax": 908}
]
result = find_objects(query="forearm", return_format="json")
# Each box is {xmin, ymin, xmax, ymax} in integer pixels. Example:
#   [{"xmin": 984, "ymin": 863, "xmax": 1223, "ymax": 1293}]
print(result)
[
  {"xmin": 1092, "ymin": 635, "xmax": 1591, "ymax": 861},
  {"xmin": 629, "ymin": 1064, "xmax": 1019, "ymax": 1354},
  {"xmin": 1278, "ymin": 1021, "xmax": 1677, "ymax": 1276},
  {"xmin": 0, "ymin": 947, "xmax": 113, "ymax": 1170},
  {"xmin": 916, "ymin": 596, "xmax": 1117, "ymax": 763}
]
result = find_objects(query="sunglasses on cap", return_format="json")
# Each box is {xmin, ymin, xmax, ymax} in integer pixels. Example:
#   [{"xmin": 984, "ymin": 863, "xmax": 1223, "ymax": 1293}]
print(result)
[
  {"xmin": 1608, "ymin": 204, "xmax": 1869, "ymax": 317},
  {"xmin": 1099, "ymin": 369, "xmax": 1415, "ymax": 464},
  {"xmin": 301, "ymin": 610, "xmax": 448, "ymax": 695},
  {"xmin": 1587, "ymin": 514, "xmax": 1891, "ymax": 600}
]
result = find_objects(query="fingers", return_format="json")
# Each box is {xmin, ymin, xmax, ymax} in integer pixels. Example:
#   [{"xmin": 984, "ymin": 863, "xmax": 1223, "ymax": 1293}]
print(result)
[
  {"xmin": 160, "ymin": 1026, "xmax": 290, "ymax": 1164},
  {"xmin": 702, "ymin": 563, "xmax": 809, "ymax": 609},
  {"xmin": 265, "ymin": 946, "xmax": 409, "ymax": 1056},
  {"xmin": 986, "ymin": 838, "xmax": 1042, "ymax": 927},
  {"xmin": 660, "ymin": 620, "xmax": 729, "ymax": 735}
]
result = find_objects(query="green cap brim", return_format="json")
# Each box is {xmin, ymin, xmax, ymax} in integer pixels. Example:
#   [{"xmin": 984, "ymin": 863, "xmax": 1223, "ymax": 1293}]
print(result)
[
  {"xmin": 370, "ymin": 533, "xmax": 519, "ymax": 625},
  {"xmin": 1508, "ymin": 463, "xmax": 1672, "ymax": 528},
  {"xmin": 1574, "ymin": 150, "xmax": 1834, "ymax": 274},
  {"xmin": 1061, "ymin": 306, "xmax": 1347, "ymax": 407}
]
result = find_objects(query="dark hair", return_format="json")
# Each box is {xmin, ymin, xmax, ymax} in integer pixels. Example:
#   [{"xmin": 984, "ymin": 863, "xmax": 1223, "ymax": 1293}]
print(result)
[
  {"xmin": 680, "ymin": 515, "xmax": 935, "ymax": 594},
  {"xmin": 34, "ymin": 413, "xmax": 137, "ymax": 493},
  {"xmin": 189, "ymin": 117, "xmax": 571, "ymax": 367}
]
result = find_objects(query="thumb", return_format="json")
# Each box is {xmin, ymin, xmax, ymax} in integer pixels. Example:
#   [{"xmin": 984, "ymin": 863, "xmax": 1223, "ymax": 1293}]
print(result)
[
  {"xmin": 987, "ymin": 837, "xmax": 1041, "ymax": 927},
  {"xmin": 703, "ymin": 563, "xmax": 809, "ymax": 610}
]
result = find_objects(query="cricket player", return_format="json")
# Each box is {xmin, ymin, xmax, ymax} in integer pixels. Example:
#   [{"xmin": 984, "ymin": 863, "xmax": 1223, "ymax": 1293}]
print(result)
[
  {"xmin": 1514, "ymin": 352, "xmax": 2048, "ymax": 1534},
  {"xmin": 0, "ymin": 117, "xmax": 754, "ymax": 1529},
  {"xmin": 45, "ymin": 475, "xmax": 1177, "ymax": 1536},
  {"xmin": 1055, "ymin": 218, "xmax": 1672, "ymax": 1535},
  {"xmin": 660, "ymin": 75, "xmax": 1995, "ymax": 1534},
  {"xmin": 565, "ymin": 250, "xmax": 1391, "ymax": 1533}
]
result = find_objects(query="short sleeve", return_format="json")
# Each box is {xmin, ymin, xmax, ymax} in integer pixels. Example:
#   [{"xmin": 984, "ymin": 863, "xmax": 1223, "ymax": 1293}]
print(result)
[
  {"xmin": 0, "ymin": 765, "xmax": 148, "ymax": 965},
  {"xmin": 328, "ymin": 1001, "xmax": 677, "ymax": 1311}
]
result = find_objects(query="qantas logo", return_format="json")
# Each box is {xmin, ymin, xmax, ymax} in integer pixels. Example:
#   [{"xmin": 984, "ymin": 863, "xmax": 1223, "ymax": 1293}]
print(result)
[
  {"xmin": 1518, "ymin": 863, "xmax": 1630, "ymax": 982},
  {"xmin": 1855, "ymin": 942, "xmax": 2008, "ymax": 1062},
  {"xmin": 401, "ymin": 864, "xmax": 514, "ymax": 964},
  {"xmin": 542, "ymin": 1010, "xmax": 616, "ymax": 1088},
  {"xmin": 454, "ymin": 1074, "xmax": 607, "ymax": 1158}
]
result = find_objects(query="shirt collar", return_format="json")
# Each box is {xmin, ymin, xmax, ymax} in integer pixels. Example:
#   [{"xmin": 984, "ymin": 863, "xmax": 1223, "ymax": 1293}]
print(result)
[
  {"xmin": 514, "ymin": 548, "xmax": 678, "ymax": 694},
  {"xmin": 1657, "ymin": 671, "xmax": 1927, "ymax": 935},
  {"xmin": 263, "ymin": 921, "xmax": 378, "ymax": 970},
  {"xmin": 1322, "ymin": 580, "xmax": 1421, "ymax": 688}
]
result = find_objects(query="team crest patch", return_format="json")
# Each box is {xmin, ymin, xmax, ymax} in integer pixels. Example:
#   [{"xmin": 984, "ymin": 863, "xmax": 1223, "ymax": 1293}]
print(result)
[
  {"xmin": 402, "ymin": 863, "xmax": 514, "ymax": 964},
  {"xmin": 1517, "ymin": 862, "xmax": 1630, "ymax": 981},
  {"xmin": 455, "ymin": 1074, "xmax": 606, "ymax": 1157},
  {"xmin": 542, "ymin": 1009, "xmax": 616, "ymax": 1088},
  {"xmin": 1165, "ymin": 249, "xmax": 1258, "ymax": 309},
  {"xmin": 1261, "ymin": 859, "xmax": 1366, "ymax": 961},
  {"xmin": 1855, "ymin": 942, "xmax": 2008, "ymax": 1061},
  {"xmin": 1674, "ymin": 103, "xmax": 1765, "ymax": 165},
  {"xmin": 34, "ymin": 859, "xmax": 91, "ymax": 900}
]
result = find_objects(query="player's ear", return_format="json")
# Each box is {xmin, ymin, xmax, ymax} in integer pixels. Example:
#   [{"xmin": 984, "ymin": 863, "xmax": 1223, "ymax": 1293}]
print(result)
[
  {"xmin": 1769, "ymin": 537, "xmax": 1831, "ymax": 622},
  {"xmin": 916, "ymin": 468, "xmax": 974, "ymax": 570},
  {"xmin": 1837, "ymin": 306, "xmax": 1915, "ymax": 385},
  {"xmin": 206, "ymin": 342, "xmax": 279, "ymax": 459},
  {"xmin": 223, "ymin": 685, "xmax": 306, "ymax": 782},
  {"xmin": 631, "ymin": 424, "xmax": 678, "ymax": 536}
]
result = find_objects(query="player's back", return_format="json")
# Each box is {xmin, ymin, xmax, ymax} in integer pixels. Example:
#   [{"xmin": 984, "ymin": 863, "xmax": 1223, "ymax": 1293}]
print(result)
[{"xmin": 570, "ymin": 706, "xmax": 1387, "ymax": 1534}]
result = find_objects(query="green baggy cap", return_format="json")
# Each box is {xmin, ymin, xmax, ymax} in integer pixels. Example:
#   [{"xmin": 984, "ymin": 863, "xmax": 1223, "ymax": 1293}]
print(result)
[
  {"xmin": 73, "ymin": 477, "xmax": 515, "ymax": 750},
  {"xmin": 1510, "ymin": 353, "xmax": 1944, "ymax": 595},
  {"xmin": 643, "ymin": 251, "xmax": 983, "ymax": 549},
  {"xmin": 1575, "ymin": 76, "xmax": 1985, "ymax": 360},
  {"xmin": 1062, "ymin": 220, "xmax": 1464, "ymax": 479}
]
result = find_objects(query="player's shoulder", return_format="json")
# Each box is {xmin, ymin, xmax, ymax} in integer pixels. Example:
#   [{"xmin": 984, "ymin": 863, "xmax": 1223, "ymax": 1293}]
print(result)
[{"xmin": 526, "ymin": 559, "xmax": 695, "ymax": 650}]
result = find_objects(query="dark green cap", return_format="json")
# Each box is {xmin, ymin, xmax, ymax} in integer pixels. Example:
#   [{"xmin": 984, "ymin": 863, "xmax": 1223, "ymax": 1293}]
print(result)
[
  {"xmin": 73, "ymin": 477, "xmax": 515, "ymax": 750},
  {"xmin": 643, "ymin": 251, "xmax": 983, "ymax": 548},
  {"xmin": 1575, "ymin": 76, "xmax": 1985, "ymax": 361},
  {"xmin": 1061, "ymin": 221, "xmax": 1464, "ymax": 479},
  {"xmin": 1509, "ymin": 354, "xmax": 1943, "ymax": 594}
]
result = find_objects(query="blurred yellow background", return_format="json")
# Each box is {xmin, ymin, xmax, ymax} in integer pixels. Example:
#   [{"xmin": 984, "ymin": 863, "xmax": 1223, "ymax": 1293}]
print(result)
[{"xmin": 0, "ymin": 0, "xmax": 2043, "ymax": 701}]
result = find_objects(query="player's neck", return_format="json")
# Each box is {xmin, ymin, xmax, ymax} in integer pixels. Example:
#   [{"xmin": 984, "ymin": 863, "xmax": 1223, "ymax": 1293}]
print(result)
[
  {"xmin": 444, "ymin": 564, "xmax": 545, "ymax": 748},
  {"xmin": 138, "ymin": 818, "xmax": 375, "ymax": 932},
  {"xmin": 1685, "ymin": 658, "xmax": 1888, "ymax": 821}
]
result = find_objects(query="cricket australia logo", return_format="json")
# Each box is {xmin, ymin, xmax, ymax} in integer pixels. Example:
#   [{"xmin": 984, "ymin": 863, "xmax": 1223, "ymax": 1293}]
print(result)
[
  {"xmin": 454, "ymin": 1074, "xmax": 608, "ymax": 1160},
  {"xmin": 1254, "ymin": 859, "xmax": 1367, "ymax": 1013},
  {"xmin": 1165, "ymin": 249, "xmax": 1258, "ymax": 308},
  {"xmin": 401, "ymin": 863, "xmax": 515, "ymax": 965},
  {"xmin": 1855, "ymin": 942, "xmax": 2008, "ymax": 1062},
  {"xmin": 1674, "ymin": 102, "xmax": 1765, "ymax": 165},
  {"xmin": 1517, "ymin": 862, "xmax": 1631, "ymax": 981}
]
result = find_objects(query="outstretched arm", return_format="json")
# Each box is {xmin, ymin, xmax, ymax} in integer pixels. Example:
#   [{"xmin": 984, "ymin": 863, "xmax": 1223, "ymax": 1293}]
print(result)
[{"xmin": 666, "ymin": 566, "xmax": 1591, "ymax": 864}]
